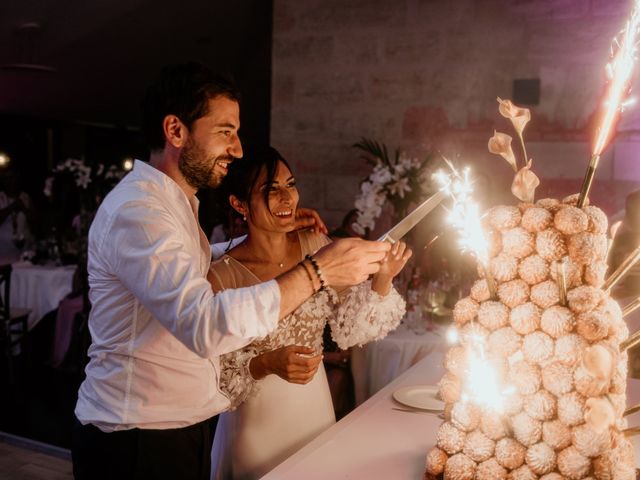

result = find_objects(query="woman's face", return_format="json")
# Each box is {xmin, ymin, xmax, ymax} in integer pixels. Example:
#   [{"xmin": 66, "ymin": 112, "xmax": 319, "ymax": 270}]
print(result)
[{"xmin": 246, "ymin": 160, "xmax": 299, "ymax": 233}]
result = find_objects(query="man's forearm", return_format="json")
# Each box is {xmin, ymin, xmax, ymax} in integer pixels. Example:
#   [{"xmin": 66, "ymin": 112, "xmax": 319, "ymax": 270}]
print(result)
[{"xmin": 276, "ymin": 262, "xmax": 317, "ymax": 319}]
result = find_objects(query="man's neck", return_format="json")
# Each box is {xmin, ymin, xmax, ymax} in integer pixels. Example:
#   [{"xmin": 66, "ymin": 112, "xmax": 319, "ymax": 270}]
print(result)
[{"xmin": 148, "ymin": 150, "xmax": 197, "ymax": 198}]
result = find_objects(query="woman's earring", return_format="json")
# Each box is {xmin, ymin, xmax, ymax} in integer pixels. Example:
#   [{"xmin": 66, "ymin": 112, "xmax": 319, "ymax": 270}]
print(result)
[{"xmin": 243, "ymin": 215, "xmax": 247, "ymax": 221}]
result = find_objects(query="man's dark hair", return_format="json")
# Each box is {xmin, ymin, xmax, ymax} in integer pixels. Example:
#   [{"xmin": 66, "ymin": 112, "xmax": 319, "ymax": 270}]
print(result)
[
  {"xmin": 221, "ymin": 146, "xmax": 293, "ymax": 219},
  {"xmin": 141, "ymin": 62, "xmax": 241, "ymax": 151}
]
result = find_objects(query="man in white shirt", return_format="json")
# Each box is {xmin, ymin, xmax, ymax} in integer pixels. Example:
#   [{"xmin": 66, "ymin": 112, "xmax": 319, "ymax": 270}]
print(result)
[{"xmin": 72, "ymin": 63, "xmax": 390, "ymax": 480}]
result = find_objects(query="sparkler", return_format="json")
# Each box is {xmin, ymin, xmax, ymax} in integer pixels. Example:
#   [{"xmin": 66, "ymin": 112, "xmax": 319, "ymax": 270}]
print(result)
[
  {"xmin": 577, "ymin": 1, "xmax": 640, "ymax": 207},
  {"xmin": 623, "ymin": 426, "xmax": 640, "ymax": 437},
  {"xmin": 621, "ymin": 326, "xmax": 640, "ymax": 352},
  {"xmin": 433, "ymin": 163, "xmax": 496, "ymax": 298},
  {"xmin": 602, "ymin": 245, "xmax": 640, "ymax": 293},
  {"xmin": 555, "ymin": 258, "xmax": 568, "ymax": 306},
  {"xmin": 624, "ymin": 402, "xmax": 640, "ymax": 417},
  {"xmin": 622, "ymin": 297, "xmax": 640, "ymax": 318}
]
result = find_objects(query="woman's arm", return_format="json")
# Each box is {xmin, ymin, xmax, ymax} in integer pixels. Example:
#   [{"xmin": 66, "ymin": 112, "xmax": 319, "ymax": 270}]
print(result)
[{"xmin": 327, "ymin": 242, "xmax": 411, "ymax": 350}]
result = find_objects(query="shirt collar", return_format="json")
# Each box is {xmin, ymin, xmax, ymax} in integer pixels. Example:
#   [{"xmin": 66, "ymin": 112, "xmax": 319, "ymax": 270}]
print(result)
[{"xmin": 132, "ymin": 159, "xmax": 199, "ymax": 210}]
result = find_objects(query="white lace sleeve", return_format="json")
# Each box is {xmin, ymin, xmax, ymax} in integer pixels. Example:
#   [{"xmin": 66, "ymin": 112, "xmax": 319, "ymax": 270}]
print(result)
[
  {"xmin": 218, "ymin": 345, "xmax": 260, "ymax": 410},
  {"xmin": 328, "ymin": 281, "xmax": 406, "ymax": 350}
]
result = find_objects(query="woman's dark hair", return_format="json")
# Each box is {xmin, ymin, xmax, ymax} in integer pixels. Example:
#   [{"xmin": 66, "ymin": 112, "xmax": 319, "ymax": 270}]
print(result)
[
  {"xmin": 341, "ymin": 209, "xmax": 359, "ymax": 229},
  {"xmin": 221, "ymin": 146, "xmax": 294, "ymax": 220},
  {"xmin": 140, "ymin": 62, "xmax": 240, "ymax": 151}
]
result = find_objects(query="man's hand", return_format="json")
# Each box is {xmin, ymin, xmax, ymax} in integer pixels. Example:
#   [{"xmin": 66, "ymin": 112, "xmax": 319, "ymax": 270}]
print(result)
[
  {"xmin": 275, "ymin": 238, "xmax": 389, "ymax": 319},
  {"xmin": 249, "ymin": 345, "xmax": 322, "ymax": 384},
  {"xmin": 295, "ymin": 208, "xmax": 328, "ymax": 235},
  {"xmin": 314, "ymin": 237, "xmax": 391, "ymax": 287}
]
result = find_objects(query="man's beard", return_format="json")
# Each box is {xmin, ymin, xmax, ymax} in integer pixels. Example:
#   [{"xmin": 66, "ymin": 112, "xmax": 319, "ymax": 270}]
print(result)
[{"xmin": 178, "ymin": 138, "xmax": 230, "ymax": 190}]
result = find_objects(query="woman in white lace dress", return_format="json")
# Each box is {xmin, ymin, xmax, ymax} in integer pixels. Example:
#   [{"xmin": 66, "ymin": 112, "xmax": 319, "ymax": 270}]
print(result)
[{"xmin": 208, "ymin": 147, "xmax": 409, "ymax": 479}]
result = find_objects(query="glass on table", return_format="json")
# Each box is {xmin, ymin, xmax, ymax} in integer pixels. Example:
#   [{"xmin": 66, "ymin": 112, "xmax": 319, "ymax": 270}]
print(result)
[
  {"xmin": 423, "ymin": 281, "xmax": 446, "ymax": 313},
  {"xmin": 403, "ymin": 309, "xmax": 427, "ymax": 335},
  {"xmin": 12, "ymin": 233, "xmax": 25, "ymax": 251}
]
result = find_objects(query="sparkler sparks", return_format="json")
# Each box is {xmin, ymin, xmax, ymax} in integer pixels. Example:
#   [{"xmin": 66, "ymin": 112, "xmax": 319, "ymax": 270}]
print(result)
[
  {"xmin": 578, "ymin": 0, "xmax": 640, "ymax": 207},
  {"xmin": 433, "ymin": 163, "xmax": 489, "ymax": 265},
  {"xmin": 594, "ymin": 4, "xmax": 640, "ymax": 156},
  {"xmin": 434, "ymin": 162, "xmax": 496, "ymax": 297},
  {"xmin": 434, "ymin": 163, "xmax": 515, "ymax": 411}
]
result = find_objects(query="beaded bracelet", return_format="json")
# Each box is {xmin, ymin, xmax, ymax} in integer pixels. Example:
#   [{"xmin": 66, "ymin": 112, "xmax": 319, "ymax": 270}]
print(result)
[
  {"xmin": 305, "ymin": 254, "xmax": 327, "ymax": 292},
  {"xmin": 300, "ymin": 259, "xmax": 320, "ymax": 293}
]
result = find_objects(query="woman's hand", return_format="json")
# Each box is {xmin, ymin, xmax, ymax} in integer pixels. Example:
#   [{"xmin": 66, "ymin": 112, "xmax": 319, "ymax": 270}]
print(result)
[
  {"xmin": 249, "ymin": 345, "xmax": 323, "ymax": 384},
  {"xmin": 294, "ymin": 208, "xmax": 328, "ymax": 235},
  {"xmin": 372, "ymin": 241, "xmax": 412, "ymax": 296}
]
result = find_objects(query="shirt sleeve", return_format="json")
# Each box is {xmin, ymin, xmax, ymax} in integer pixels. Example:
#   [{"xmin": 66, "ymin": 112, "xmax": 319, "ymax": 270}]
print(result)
[
  {"xmin": 103, "ymin": 200, "xmax": 281, "ymax": 358},
  {"xmin": 218, "ymin": 345, "xmax": 260, "ymax": 410},
  {"xmin": 328, "ymin": 280, "xmax": 406, "ymax": 350}
]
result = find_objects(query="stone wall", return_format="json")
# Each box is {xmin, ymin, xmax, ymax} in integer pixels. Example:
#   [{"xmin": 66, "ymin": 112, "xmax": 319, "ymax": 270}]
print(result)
[{"xmin": 271, "ymin": 0, "xmax": 640, "ymax": 230}]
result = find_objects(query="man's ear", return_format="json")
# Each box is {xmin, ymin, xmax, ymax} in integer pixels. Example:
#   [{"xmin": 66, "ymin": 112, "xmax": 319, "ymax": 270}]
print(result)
[
  {"xmin": 163, "ymin": 115, "xmax": 188, "ymax": 148},
  {"xmin": 229, "ymin": 195, "xmax": 247, "ymax": 218}
]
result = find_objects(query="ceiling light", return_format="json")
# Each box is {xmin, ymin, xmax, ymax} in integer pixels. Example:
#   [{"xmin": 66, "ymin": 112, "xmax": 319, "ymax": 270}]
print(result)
[{"xmin": 0, "ymin": 22, "xmax": 56, "ymax": 74}]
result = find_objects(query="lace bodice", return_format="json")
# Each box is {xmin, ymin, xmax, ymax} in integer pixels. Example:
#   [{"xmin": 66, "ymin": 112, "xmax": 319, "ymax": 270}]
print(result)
[{"xmin": 208, "ymin": 230, "xmax": 406, "ymax": 408}]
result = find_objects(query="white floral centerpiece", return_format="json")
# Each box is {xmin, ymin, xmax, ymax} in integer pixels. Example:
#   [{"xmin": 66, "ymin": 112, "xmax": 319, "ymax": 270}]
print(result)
[
  {"xmin": 40, "ymin": 158, "xmax": 128, "ymax": 267},
  {"xmin": 351, "ymin": 139, "xmax": 434, "ymax": 236},
  {"xmin": 44, "ymin": 158, "xmax": 125, "ymax": 202}
]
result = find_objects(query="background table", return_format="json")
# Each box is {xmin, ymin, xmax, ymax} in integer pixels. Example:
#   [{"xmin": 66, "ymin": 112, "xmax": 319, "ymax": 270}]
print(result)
[
  {"xmin": 10, "ymin": 263, "xmax": 76, "ymax": 330},
  {"xmin": 264, "ymin": 354, "xmax": 640, "ymax": 479},
  {"xmin": 352, "ymin": 322, "xmax": 449, "ymax": 403}
]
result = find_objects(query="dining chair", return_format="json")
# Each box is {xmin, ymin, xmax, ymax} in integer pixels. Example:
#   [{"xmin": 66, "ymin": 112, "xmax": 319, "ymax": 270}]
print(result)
[{"xmin": 0, "ymin": 264, "xmax": 32, "ymax": 383}]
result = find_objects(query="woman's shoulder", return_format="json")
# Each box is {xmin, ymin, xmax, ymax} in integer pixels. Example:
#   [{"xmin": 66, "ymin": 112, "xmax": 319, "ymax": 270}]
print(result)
[
  {"xmin": 297, "ymin": 229, "xmax": 331, "ymax": 255},
  {"xmin": 209, "ymin": 255, "xmax": 252, "ymax": 290}
]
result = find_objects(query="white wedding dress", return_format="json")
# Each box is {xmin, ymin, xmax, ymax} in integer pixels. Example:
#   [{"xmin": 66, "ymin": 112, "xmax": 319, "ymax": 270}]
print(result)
[{"xmin": 209, "ymin": 230, "xmax": 405, "ymax": 480}]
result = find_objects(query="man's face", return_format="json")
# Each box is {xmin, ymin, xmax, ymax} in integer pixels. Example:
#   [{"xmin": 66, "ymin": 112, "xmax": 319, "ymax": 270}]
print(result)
[{"xmin": 179, "ymin": 96, "xmax": 242, "ymax": 189}]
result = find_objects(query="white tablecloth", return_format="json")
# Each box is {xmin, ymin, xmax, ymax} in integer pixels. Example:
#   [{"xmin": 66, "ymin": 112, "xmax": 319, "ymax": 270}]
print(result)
[
  {"xmin": 352, "ymin": 322, "xmax": 449, "ymax": 402},
  {"xmin": 264, "ymin": 354, "xmax": 640, "ymax": 479},
  {"xmin": 10, "ymin": 263, "xmax": 76, "ymax": 330}
]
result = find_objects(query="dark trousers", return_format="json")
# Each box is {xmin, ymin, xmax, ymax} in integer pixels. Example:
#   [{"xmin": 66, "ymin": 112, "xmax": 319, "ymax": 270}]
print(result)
[{"xmin": 72, "ymin": 415, "xmax": 218, "ymax": 480}]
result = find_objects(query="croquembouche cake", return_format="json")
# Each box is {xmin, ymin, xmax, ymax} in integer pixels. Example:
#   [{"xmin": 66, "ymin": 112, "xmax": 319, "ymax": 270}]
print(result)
[{"xmin": 424, "ymin": 95, "xmax": 637, "ymax": 479}]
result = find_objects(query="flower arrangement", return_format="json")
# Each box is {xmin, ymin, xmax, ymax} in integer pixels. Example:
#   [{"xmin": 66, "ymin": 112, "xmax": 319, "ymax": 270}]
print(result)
[
  {"xmin": 351, "ymin": 138, "xmax": 434, "ymax": 236},
  {"xmin": 38, "ymin": 158, "xmax": 128, "ymax": 267},
  {"xmin": 44, "ymin": 158, "xmax": 125, "ymax": 203}
]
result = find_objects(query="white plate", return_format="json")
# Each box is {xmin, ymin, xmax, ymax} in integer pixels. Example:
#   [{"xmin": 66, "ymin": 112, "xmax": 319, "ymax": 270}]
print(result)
[{"xmin": 393, "ymin": 385, "xmax": 444, "ymax": 411}]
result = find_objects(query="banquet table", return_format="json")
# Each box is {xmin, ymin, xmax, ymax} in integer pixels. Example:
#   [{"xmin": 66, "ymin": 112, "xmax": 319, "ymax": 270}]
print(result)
[
  {"xmin": 353, "ymin": 321, "xmax": 449, "ymax": 401},
  {"xmin": 9, "ymin": 262, "xmax": 76, "ymax": 330},
  {"xmin": 263, "ymin": 354, "xmax": 640, "ymax": 480}
]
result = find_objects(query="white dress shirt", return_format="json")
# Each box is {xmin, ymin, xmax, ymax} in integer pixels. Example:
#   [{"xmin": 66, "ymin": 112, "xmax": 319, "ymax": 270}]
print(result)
[{"xmin": 75, "ymin": 160, "xmax": 280, "ymax": 432}]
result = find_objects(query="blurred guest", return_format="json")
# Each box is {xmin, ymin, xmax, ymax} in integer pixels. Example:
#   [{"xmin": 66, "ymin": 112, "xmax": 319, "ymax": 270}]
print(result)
[
  {"xmin": 0, "ymin": 168, "xmax": 33, "ymax": 262},
  {"xmin": 609, "ymin": 189, "xmax": 640, "ymax": 299},
  {"xmin": 608, "ymin": 190, "xmax": 640, "ymax": 378},
  {"xmin": 42, "ymin": 170, "xmax": 82, "ymax": 264}
]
